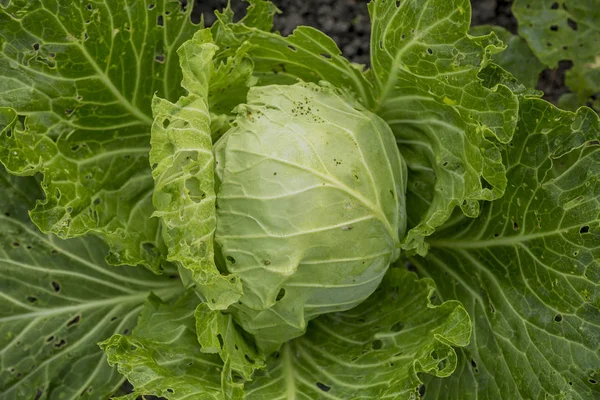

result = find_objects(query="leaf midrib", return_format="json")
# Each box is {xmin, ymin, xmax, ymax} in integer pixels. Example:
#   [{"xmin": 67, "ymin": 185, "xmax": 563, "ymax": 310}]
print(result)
[
  {"xmin": 3, "ymin": 5, "xmax": 154, "ymax": 127},
  {"xmin": 427, "ymin": 225, "xmax": 575, "ymax": 249},
  {"xmin": 373, "ymin": 0, "xmax": 455, "ymax": 112},
  {"xmin": 283, "ymin": 343, "xmax": 297, "ymax": 400},
  {"xmin": 74, "ymin": 42, "xmax": 153, "ymax": 125},
  {"xmin": 0, "ymin": 285, "xmax": 180, "ymax": 324}
]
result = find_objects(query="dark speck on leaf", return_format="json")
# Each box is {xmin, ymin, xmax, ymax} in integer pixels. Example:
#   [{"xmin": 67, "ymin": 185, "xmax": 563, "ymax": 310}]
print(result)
[
  {"xmin": 316, "ymin": 382, "xmax": 331, "ymax": 392},
  {"xmin": 554, "ymin": 314, "xmax": 563, "ymax": 322},
  {"xmin": 66, "ymin": 314, "xmax": 81, "ymax": 327}
]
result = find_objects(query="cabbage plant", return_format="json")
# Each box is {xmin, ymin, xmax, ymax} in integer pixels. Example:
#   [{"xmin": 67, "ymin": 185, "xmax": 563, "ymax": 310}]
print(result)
[{"xmin": 0, "ymin": 0, "xmax": 598, "ymax": 399}]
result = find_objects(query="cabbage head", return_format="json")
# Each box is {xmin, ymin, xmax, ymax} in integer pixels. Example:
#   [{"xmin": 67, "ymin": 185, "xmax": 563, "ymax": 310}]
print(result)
[{"xmin": 213, "ymin": 82, "xmax": 407, "ymax": 352}]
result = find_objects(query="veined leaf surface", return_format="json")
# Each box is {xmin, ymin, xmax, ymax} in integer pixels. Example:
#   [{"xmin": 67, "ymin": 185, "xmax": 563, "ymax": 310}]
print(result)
[
  {"xmin": 0, "ymin": 0, "xmax": 200, "ymax": 270},
  {"xmin": 0, "ymin": 161, "xmax": 181, "ymax": 399},
  {"xmin": 102, "ymin": 267, "xmax": 471, "ymax": 400},
  {"xmin": 421, "ymin": 99, "xmax": 600, "ymax": 399},
  {"xmin": 369, "ymin": 0, "xmax": 519, "ymax": 254}
]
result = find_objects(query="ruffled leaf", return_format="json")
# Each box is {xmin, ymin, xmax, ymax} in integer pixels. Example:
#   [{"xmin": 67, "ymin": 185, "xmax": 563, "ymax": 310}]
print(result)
[
  {"xmin": 149, "ymin": 30, "xmax": 245, "ymax": 310},
  {"xmin": 246, "ymin": 267, "xmax": 471, "ymax": 399},
  {"xmin": 102, "ymin": 268, "xmax": 471, "ymax": 400},
  {"xmin": 195, "ymin": 304, "xmax": 265, "ymax": 381},
  {"xmin": 101, "ymin": 292, "xmax": 233, "ymax": 400},
  {"xmin": 470, "ymin": 25, "xmax": 545, "ymax": 89},
  {"xmin": 369, "ymin": 0, "xmax": 520, "ymax": 255},
  {"xmin": 513, "ymin": 0, "xmax": 600, "ymax": 113},
  {"xmin": 210, "ymin": 3, "xmax": 376, "ymax": 109},
  {"xmin": 0, "ymin": 0, "xmax": 200, "ymax": 270},
  {"xmin": 0, "ymin": 163, "xmax": 180, "ymax": 399},
  {"xmin": 421, "ymin": 99, "xmax": 600, "ymax": 399}
]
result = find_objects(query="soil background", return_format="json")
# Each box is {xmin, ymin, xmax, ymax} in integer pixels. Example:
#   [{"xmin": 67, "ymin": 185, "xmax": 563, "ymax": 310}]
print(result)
[{"xmin": 121, "ymin": 0, "xmax": 565, "ymax": 398}]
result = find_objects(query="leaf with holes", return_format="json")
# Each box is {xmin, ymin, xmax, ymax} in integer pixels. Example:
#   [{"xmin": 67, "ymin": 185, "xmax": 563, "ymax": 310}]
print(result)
[
  {"xmin": 101, "ymin": 267, "xmax": 471, "ymax": 399},
  {"xmin": 150, "ymin": 29, "xmax": 246, "ymax": 311},
  {"xmin": 0, "ymin": 0, "xmax": 201, "ymax": 270},
  {"xmin": 245, "ymin": 267, "xmax": 470, "ymax": 400},
  {"xmin": 209, "ymin": 0, "xmax": 376, "ymax": 109},
  {"xmin": 419, "ymin": 98, "xmax": 600, "ymax": 399},
  {"xmin": 195, "ymin": 303, "xmax": 265, "ymax": 381},
  {"xmin": 369, "ymin": 0, "xmax": 519, "ymax": 255},
  {"xmin": 513, "ymin": 0, "xmax": 600, "ymax": 113},
  {"xmin": 470, "ymin": 25, "xmax": 545, "ymax": 89},
  {"xmin": 0, "ymin": 165, "xmax": 181, "ymax": 399},
  {"xmin": 101, "ymin": 291, "xmax": 240, "ymax": 400}
]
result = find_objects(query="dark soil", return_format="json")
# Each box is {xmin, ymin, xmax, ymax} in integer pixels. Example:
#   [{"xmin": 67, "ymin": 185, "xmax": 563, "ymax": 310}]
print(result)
[{"xmin": 122, "ymin": 1, "xmax": 567, "ymax": 397}]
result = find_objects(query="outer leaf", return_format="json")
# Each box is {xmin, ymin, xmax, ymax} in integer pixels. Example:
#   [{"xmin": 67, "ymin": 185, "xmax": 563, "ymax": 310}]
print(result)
[
  {"xmin": 0, "ymin": 0, "xmax": 200, "ymax": 270},
  {"xmin": 512, "ymin": 0, "xmax": 600, "ymax": 68},
  {"xmin": 101, "ymin": 291, "xmax": 232, "ymax": 400},
  {"xmin": 245, "ymin": 267, "xmax": 471, "ymax": 400},
  {"xmin": 421, "ymin": 99, "xmax": 600, "ymax": 399},
  {"xmin": 103, "ymin": 268, "xmax": 470, "ymax": 400},
  {"xmin": 210, "ymin": 4, "xmax": 376, "ymax": 109},
  {"xmin": 226, "ymin": 0, "xmax": 280, "ymax": 32},
  {"xmin": 563, "ymin": 63, "xmax": 600, "ymax": 114},
  {"xmin": 369, "ymin": 0, "xmax": 519, "ymax": 255},
  {"xmin": 195, "ymin": 303, "xmax": 265, "ymax": 380},
  {"xmin": 0, "ymin": 163, "xmax": 181, "ymax": 399},
  {"xmin": 149, "ymin": 29, "xmax": 244, "ymax": 310},
  {"xmin": 470, "ymin": 25, "xmax": 545, "ymax": 89},
  {"xmin": 513, "ymin": 0, "xmax": 600, "ymax": 112}
]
